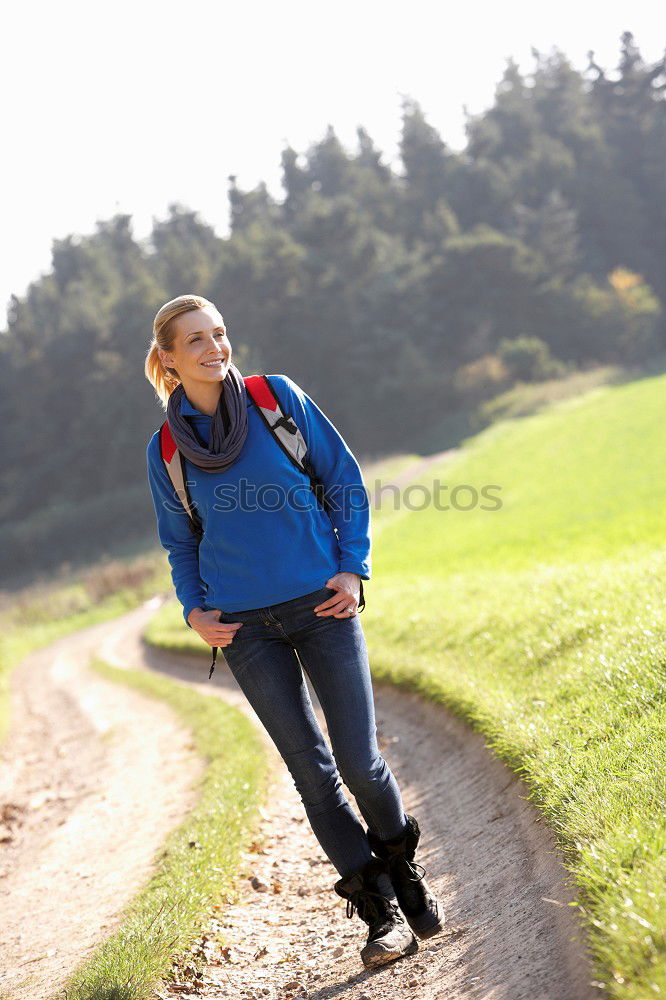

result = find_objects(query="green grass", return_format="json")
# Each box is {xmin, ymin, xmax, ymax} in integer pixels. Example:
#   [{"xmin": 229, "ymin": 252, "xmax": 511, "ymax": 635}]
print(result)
[
  {"xmin": 143, "ymin": 599, "xmax": 214, "ymax": 657},
  {"xmin": 372, "ymin": 372, "xmax": 666, "ymax": 568},
  {"xmin": 56, "ymin": 657, "xmax": 268, "ymax": 1000},
  {"xmin": 359, "ymin": 371, "xmax": 666, "ymax": 998},
  {"xmin": 362, "ymin": 554, "xmax": 665, "ymax": 995},
  {"xmin": 141, "ymin": 370, "xmax": 666, "ymax": 996},
  {"xmin": 361, "ymin": 451, "xmax": 423, "ymax": 485},
  {"xmin": 473, "ymin": 361, "xmax": 634, "ymax": 429},
  {"xmin": 410, "ymin": 356, "xmax": 660, "ymax": 455},
  {"xmin": 0, "ymin": 553, "xmax": 170, "ymax": 747}
]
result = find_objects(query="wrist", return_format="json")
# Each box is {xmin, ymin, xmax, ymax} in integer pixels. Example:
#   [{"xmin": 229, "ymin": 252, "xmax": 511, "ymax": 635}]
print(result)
[{"xmin": 187, "ymin": 607, "xmax": 205, "ymax": 626}]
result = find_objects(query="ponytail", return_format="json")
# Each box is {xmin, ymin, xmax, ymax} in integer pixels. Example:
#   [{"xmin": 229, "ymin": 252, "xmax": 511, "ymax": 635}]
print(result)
[{"xmin": 144, "ymin": 339, "xmax": 181, "ymax": 409}]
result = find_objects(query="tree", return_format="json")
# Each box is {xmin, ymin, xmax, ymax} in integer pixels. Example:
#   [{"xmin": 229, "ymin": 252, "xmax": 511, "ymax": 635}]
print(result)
[
  {"xmin": 399, "ymin": 98, "xmax": 455, "ymax": 240},
  {"xmin": 150, "ymin": 203, "xmax": 220, "ymax": 293},
  {"xmin": 508, "ymin": 189, "xmax": 582, "ymax": 279}
]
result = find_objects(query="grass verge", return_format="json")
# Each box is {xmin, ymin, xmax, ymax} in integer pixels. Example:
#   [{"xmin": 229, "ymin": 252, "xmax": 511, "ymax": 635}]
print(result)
[
  {"xmin": 362, "ymin": 549, "xmax": 665, "ymax": 999},
  {"xmin": 56, "ymin": 656, "xmax": 268, "ymax": 1000},
  {"xmin": 361, "ymin": 370, "xmax": 666, "ymax": 1000}
]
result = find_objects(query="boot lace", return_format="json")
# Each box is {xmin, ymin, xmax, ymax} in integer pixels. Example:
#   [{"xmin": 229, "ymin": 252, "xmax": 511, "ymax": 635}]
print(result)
[
  {"xmin": 345, "ymin": 887, "xmax": 401, "ymax": 922},
  {"xmin": 390, "ymin": 858, "xmax": 426, "ymax": 883}
]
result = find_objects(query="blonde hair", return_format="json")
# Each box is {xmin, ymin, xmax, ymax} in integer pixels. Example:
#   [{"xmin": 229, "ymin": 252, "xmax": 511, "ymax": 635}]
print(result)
[{"xmin": 144, "ymin": 293, "xmax": 219, "ymax": 409}]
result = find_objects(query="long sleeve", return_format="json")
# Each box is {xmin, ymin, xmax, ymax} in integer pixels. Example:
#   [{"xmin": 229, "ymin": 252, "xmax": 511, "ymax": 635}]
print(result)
[
  {"xmin": 146, "ymin": 435, "xmax": 208, "ymax": 627},
  {"xmin": 273, "ymin": 375, "xmax": 371, "ymax": 580}
]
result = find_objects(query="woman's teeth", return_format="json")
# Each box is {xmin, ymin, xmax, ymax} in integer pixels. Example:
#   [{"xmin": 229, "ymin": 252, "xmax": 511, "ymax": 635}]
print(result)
[{"xmin": 202, "ymin": 358, "xmax": 225, "ymax": 367}]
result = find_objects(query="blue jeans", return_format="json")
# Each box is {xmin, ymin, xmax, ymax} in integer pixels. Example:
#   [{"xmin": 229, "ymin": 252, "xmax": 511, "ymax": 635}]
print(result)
[{"xmin": 218, "ymin": 585, "xmax": 408, "ymax": 877}]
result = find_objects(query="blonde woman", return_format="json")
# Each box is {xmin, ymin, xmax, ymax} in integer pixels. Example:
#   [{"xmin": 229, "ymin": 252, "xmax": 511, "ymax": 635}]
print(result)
[{"xmin": 144, "ymin": 294, "xmax": 444, "ymax": 969}]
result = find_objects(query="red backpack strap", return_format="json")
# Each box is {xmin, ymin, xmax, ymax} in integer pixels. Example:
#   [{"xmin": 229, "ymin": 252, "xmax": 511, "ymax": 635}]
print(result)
[
  {"xmin": 244, "ymin": 374, "xmax": 308, "ymax": 471},
  {"xmin": 159, "ymin": 421, "xmax": 202, "ymax": 537},
  {"xmin": 244, "ymin": 375, "xmax": 363, "ymax": 612},
  {"xmin": 244, "ymin": 374, "xmax": 334, "ymax": 518}
]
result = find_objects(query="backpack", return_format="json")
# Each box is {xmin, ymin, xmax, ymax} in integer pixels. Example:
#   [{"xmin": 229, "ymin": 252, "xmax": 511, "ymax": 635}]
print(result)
[{"xmin": 158, "ymin": 374, "xmax": 365, "ymax": 677}]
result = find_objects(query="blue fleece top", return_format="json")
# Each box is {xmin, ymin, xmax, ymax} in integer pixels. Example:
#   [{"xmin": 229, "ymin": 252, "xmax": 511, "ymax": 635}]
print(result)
[{"xmin": 146, "ymin": 373, "xmax": 371, "ymax": 624}]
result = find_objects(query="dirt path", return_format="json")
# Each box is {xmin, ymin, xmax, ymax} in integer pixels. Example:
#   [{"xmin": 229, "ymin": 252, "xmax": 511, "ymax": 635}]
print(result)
[
  {"xmin": 108, "ymin": 603, "xmax": 595, "ymax": 1000},
  {"xmin": 367, "ymin": 448, "xmax": 459, "ymax": 508},
  {"xmin": 0, "ymin": 600, "xmax": 206, "ymax": 1000},
  {"xmin": 0, "ymin": 594, "xmax": 597, "ymax": 999}
]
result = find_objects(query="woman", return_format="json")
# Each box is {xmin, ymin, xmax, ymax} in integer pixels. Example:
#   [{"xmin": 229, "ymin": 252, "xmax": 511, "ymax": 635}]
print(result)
[{"xmin": 144, "ymin": 293, "xmax": 444, "ymax": 969}]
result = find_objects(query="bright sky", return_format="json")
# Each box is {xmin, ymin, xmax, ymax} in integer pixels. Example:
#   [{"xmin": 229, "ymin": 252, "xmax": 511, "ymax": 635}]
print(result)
[{"xmin": 2, "ymin": 0, "xmax": 664, "ymax": 329}]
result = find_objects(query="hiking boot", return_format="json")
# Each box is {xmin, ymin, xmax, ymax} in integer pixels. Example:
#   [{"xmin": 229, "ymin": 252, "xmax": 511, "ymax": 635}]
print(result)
[
  {"xmin": 334, "ymin": 855, "xmax": 419, "ymax": 968},
  {"xmin": 367, "ymin": 814, "xmax": 445, "ymax": 939}
]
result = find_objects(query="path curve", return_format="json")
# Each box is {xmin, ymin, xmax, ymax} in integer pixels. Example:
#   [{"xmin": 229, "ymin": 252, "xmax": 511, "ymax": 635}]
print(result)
[
  {"xmin": 107, "ymin": 602, "xmax": 596, "ymax": 1000},
  {"xmin": 0, "ymin": 599, "xmax": 597, "ymax": 999},
  {"xmin": 368, "ymin": 447, "xmax": 459, "ymax": 508},
  {"xmin": 0, "ymin": 602, "xmax": 206, "ymax": 999}
]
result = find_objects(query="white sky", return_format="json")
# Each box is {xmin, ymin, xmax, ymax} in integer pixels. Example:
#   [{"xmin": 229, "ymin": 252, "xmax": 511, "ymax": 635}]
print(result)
[{"xmin": 1, "ymin": 0, "xmax": 664, "ymax": 329}]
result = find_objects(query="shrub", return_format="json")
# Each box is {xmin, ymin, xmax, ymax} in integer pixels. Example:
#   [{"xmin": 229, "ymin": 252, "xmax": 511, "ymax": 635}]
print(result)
[
  {"xmin": 497, "ymin": 335, "xmax": 566, "ymax": 382},
  {"xmin": 453, "ymin": 353, "xmax": 510, "ymax": 405}
]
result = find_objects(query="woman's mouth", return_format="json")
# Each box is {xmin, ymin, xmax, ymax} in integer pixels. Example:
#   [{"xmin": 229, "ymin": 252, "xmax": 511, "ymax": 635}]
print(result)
[{"xmin": 201, "ymin": 357, "xmax": 227, "ymax": 368}]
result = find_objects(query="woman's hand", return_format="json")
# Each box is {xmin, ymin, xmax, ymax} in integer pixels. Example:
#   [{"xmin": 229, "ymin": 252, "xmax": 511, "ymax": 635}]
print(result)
[
  {"xmin": 314, "ymin": 572, "xmax": 362, "ymax": 618},
  {"xmin": 187, "ymin": 608, "xmax": 243, "ymax": 648}
]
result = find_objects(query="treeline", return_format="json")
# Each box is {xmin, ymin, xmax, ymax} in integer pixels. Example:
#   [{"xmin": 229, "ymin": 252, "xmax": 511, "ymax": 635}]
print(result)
[{"xmin": 1, "ymin": 32, "xmax": 665, "ymax": 583}]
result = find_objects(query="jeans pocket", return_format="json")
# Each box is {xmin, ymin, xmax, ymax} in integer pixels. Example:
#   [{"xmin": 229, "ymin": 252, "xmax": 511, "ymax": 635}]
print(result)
[{"xmin": 280, "ymin": 586, "xmax": 338, "ymax": 630}]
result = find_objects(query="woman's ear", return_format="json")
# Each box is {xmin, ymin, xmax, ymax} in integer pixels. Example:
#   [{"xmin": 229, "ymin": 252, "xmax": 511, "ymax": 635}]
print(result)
[{"xmin": 158, "ymin": 347, "xmax": 174, "ymax": 368}]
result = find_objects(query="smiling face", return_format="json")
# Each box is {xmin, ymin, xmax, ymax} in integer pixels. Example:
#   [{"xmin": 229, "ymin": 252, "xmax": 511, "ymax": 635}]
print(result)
[{"xmin": 158, "ymin": 305, "xmax": 232, "ymax": 388}]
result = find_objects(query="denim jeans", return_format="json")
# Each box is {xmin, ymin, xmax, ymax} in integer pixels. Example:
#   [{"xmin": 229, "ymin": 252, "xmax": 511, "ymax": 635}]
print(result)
[{"xmin": 218, "ymin": 585, "xmax": 408, "ymax": 878}]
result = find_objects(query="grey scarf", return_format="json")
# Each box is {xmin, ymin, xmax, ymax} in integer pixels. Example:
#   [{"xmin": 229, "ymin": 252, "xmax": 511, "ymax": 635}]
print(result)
[{"xmin": 166, "ymin": 362, "xmax": 249, "ymax": 472}]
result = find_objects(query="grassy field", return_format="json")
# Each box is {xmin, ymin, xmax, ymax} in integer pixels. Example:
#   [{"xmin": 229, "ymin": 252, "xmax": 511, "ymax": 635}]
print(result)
[
  {"xmin": 365, "ymin": 371, "xmax": 666, "ymax": 999},
  {"xmin": 146, "ymin": 370, "xmax": 666, "ymax": 998}
]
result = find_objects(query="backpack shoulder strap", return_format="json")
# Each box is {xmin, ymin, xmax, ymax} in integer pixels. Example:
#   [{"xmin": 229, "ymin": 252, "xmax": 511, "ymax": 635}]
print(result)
[
  {"xmin": 159, "ymin": 421, "xmax": 203, "ymax": 539},
  {"xmin": 244, "ymin": 374, "xmax": 308, "ymax": 472},
  {"xmin": 245, "ymin": 375, "xmax": 364, "ymax": 612},
  {"xmin": 244, "ymin": 374, "xmax": 332, "ymax": 518}
]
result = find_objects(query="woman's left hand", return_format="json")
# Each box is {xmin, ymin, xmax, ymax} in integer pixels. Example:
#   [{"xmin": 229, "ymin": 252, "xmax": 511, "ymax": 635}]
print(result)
[{"xmin": 314, "ymin": 572, "xmax": 362, "ymax": 618}]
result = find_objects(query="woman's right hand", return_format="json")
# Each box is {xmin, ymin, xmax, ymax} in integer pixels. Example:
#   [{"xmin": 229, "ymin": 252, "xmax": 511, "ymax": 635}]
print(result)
[{"xmin": 187, "ymin": 608, "xmax": 243, "ymax": 648}]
